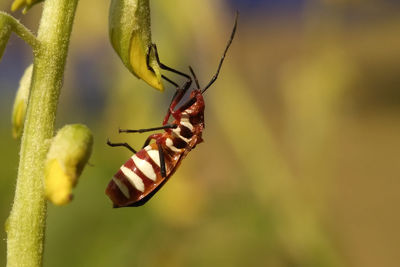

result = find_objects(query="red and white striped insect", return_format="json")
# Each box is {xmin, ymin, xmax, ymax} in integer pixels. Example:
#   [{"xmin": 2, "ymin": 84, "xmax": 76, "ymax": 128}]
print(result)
[{"xmin": 106, "ymin": 14, "xmax": 238, "ymax": 207}]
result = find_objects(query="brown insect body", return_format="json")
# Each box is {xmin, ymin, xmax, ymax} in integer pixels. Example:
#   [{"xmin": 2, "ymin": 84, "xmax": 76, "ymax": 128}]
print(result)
[
  {"xmin": 106, "ymin": 90, "xmax": 205, "ymax": 207},
  {"xmin": 106, "ymin": 14, "xmax": 237, "ymax": 207}
]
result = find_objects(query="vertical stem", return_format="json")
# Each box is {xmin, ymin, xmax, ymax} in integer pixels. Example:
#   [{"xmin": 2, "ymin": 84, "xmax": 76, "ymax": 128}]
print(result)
[{"xmin": 6, "ymin": 0, "xmax": 79, "ymax": 266}]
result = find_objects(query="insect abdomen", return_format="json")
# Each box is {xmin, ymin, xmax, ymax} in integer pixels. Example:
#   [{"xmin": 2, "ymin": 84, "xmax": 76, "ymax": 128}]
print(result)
[{"xmin": 106, "ymin": 144, "xmax": 164, "ymax": 207}]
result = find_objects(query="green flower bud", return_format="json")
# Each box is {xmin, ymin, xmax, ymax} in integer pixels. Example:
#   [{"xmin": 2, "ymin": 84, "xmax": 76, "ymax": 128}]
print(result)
[
  {"xmin": 45, "ymin": 124, "xmax": 93, "ymax": 206},
  {"xmin": 11, "ymin": 64, "xmax": 33, "ymax": 139},
  {"xmin": 109, "ymin": 0, "xmax": 164, "ymax": 91},
  {"xmin": 11, "ymin": 0, "xmax": 43, "ymax": 14}
]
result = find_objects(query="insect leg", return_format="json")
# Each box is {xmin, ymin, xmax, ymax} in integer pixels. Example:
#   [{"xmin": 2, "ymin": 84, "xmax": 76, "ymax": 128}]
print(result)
[
  {"xmin": 161, "ymin": 75, "xmax": 179, "ymax": 88},
  {"xmin": 156, "ymin": 142, "xmax": 167, "ymax": 178},
  {"xmin": 119, "ymin": 124, "xmax": 177, "ymax": 133},
  {"xmin": 164, "ymin": 65, "xmax": 200, "ymax": 120},
  {"xmin": 149, "ymin": 44, "xmax": 192, "ymax": 80},
  {"xmin": 142, "ymin": 133, "xmax": 162, "ymax": 149},
  {"xmin": 107, "ymin": 139, "xmax": 137, "ymax": 153},
  {"xmin": 146, "ymin": 44, "xmax": 192, "ymax": 89},
  {"xmin": 146, "ymin": 44, "xmax": 194, "ymax": 124},
  {"xmin": 168, "ymin": 66, "xmax": 199, "ymax": 109},
  {"xmin": 163, "ymin": 79, "xmax": 192, "ymax": 125}
]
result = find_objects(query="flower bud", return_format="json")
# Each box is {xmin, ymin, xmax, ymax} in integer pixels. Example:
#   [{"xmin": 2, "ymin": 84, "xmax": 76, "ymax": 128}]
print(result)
[
  {"xmin": 11, "ymin": 0, "xmax": 43, "ymax": 14},
  {"xmin": 11, "ymin": 64, "xmax": 32, "ymax": 139},
  {"xmin": 109, "ymin": 0, "xmax": 164, "ymax": 91},
  {"xmin": 45, "ymin": 124, "xmax": 93, "ymax": 206}
]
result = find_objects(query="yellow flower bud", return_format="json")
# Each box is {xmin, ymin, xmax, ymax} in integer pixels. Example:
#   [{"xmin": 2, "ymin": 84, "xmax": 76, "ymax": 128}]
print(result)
[
  {"xmin": 109, "ymin": 0, "xmax": 164, "ymax": 91},
  {"xmin": 45, "ymin": 124, "xmax": 93, "ymax": 206},
  {"xmin": 11, "ymin": 64, "xmax": 32, "ymax": 139},
  {"xmin": 11, "ymin": 0, "xmax": 43, "ymax": 14}
]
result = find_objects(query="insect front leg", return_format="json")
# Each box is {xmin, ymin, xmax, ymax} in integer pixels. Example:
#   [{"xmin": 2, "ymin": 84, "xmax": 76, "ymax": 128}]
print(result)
[
  {"xmin": 165, "ymin": 65, "xmax": 201, "ymax": 122},
  {"xmin": 147, "ymin": 43, "xmax": 192, "ymax": 85},
  {"xmin": 107, "ymin": 139, "xmax": 137, "ymax": 153},
  {"xmin": 163, "ymin": 66, "xmax": 201, "ymax": 123},
  {"xmin": 145, "ymin": 44, "xmax": 193, "ymax": 125},
  {"xmin": 163, "ymin": 79, "xmax": 192, "ymax": 125}
]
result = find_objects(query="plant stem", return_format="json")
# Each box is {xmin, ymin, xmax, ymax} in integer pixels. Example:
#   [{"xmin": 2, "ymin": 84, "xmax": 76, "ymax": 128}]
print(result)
[
  {"xmin": 0, "ymin": 11, "xmax": 40, "ymax": 49},
  {"xmin": 6, "ymin": 0, "xmax": 79, "ymax": 266},
  {"xmin": 0, "ymin": 12, "xmax": 39, "ymax": 59}
]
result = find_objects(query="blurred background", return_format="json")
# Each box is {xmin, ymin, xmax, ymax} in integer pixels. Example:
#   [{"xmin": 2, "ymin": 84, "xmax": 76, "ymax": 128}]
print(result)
[{"xmin": 1, "ymin": 0, "xmax": 400, "ymax": 266}]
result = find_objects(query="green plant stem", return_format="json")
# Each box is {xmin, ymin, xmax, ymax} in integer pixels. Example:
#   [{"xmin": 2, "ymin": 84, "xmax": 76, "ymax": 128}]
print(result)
[
  {"xmin": 0, "ymin": 11, "xmax": 39, "ymax": 59},
  {"xmin": 5, "ymin": 0, "xmax": 79, "ymax": 266}
]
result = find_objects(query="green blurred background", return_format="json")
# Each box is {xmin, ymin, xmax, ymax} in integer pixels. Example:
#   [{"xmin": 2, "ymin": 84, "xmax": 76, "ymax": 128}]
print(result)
[{"xmin": 1, "ymin": 0, "xmax": 400, "ymax": 266}]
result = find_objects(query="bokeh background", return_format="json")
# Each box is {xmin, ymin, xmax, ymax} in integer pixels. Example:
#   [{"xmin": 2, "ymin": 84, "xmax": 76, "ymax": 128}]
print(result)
[{"xmin": 1, "ymin": 0, "xmax": 400, "ymax": 266}]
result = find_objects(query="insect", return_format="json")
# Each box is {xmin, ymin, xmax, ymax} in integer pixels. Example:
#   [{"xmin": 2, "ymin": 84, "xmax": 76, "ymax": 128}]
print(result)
[{"xmin": 106, "ymin": 14, "xmax": 238, "ymax": 207}]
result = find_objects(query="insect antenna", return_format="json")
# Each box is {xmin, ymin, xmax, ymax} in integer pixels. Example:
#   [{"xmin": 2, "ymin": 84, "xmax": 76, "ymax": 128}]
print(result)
[{"xmin": 202, "ymin": 12, "xmax": 238, "ymax": 94}]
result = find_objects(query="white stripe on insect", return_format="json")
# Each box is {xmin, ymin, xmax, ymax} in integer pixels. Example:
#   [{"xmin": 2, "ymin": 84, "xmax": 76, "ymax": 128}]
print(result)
[
  {"xmin": 112, "ymin": 176, "xmax": 130, "ymax": 198},
  {"xmin": 166, "ymin": 138, "xmax": 182, "ymax": 153},
  {"xmin": 120, "ymin": 166, "xmax": 145, "ymax": 192},
  {"xmin": 180, "ymin": 112, "xmax": 194, "ymax": 135},
  {"xmin": 180, "ymin": 117, "xmax": 193, "ymax": 131},
  {"xmin": 145, "ymin": 146, "xmax": 160, "ymax": 167},
  {"xmin": 131, "ymin": 155, "xmax": 157, "ymax": 181},
  {"xmin": 172, "ymin": 127, "xmax": 190, "ymax": 143}
]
